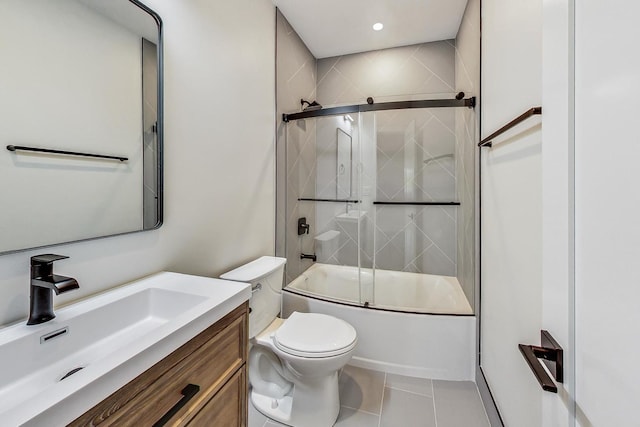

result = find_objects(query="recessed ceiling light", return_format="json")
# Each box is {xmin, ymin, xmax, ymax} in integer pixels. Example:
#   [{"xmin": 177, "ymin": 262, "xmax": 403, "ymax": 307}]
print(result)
[{"xmin": 372, "ymin": 22, "xmax": 384, "ymax": 31}]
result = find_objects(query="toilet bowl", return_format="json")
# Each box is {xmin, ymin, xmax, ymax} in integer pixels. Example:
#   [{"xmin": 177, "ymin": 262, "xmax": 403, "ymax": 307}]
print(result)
[{"xmin": 221, "ymin": 256, "xmax": 357, "ymax": 427}]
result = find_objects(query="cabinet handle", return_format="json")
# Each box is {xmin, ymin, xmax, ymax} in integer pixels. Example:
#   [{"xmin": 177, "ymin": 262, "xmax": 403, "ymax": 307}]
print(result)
[{"xmin": 153, "ymin": 383, "xmax": 200, "ymax": 427}]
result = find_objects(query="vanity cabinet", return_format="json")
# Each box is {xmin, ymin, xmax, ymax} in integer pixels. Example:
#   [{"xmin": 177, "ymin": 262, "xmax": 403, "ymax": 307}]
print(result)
[{"xmin": 69, "ymin": 303, "xmax": 248, "ymax": 427}]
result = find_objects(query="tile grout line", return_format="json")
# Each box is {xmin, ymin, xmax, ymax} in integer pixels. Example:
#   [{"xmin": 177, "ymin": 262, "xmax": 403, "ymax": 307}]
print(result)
[
  {"xmin": 340, "ymin": 405, "xmax": 382, "ymax": 417},
  {"xmin": 432, "ymin": 379, "xmax": 438, "ymax": 427},
  {"xmin": 473, "ymin": 384, "xmax": 491, "ymax": 426},
  {"xmin": 377, "ymin": 372, "xmax": 387, "ymax": 427},
  {"xmin": 385, "ymin": 384, "xmax": 434, "ymax": 398}
]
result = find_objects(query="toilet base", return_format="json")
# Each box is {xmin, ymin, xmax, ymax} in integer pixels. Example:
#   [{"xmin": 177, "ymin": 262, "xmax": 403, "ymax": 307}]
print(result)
[
  {"xmin": 250, "ymin": 372, "xmax": 340, "ymax": 427},
  {"xmin": 251, "ymin": 392, "xmax": 293, "ymax": 425}
]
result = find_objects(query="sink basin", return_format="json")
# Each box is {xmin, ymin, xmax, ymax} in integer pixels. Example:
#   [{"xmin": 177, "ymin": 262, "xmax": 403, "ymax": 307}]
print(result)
[
  {"xmin": 335, "ymin": 210, "xmax": 367, "ymax": 222},
  {"xmin": 0, "ymin": 272, "xmax": 250, "ymax": 426}
]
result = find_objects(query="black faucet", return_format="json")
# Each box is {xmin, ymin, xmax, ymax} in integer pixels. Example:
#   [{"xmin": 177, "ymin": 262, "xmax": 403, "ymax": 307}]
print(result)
[{"xmin": 27, "ymin": 254, "xmax": 79, "ymax": 325}]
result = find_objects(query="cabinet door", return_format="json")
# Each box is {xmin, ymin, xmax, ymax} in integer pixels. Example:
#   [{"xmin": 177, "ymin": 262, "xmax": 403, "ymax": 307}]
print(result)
[
  {"xmin": 188, "ymin": 366, "xmax": 247, "ymax": 427},
  {"xmin": 70, "ymin": 304, "xmax": 247, "ymax": 427}
]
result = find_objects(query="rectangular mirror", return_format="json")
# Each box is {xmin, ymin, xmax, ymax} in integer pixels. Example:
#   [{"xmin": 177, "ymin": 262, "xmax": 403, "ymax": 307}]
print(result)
[{"xmin": 0, "ymin": 0, "xmax": 163, "ymax": 254}]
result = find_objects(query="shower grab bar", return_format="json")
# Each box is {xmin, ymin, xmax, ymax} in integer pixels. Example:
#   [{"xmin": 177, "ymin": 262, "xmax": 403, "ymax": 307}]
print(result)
[
  {"xmin": 6, "ymin": 145, "xmax": 128, "ymax": 162},
  {"xmin": 298, "ymin": 198, "xmax": 360, "ymax": 203},
  {"xmin": 283, "ymin": 97, "xmax": 476, "ymax": 122},
  {"xmin": 374, "ymin": 201, "xmax": 460, "ymax": 206},
  {"xmin": 478, "ymin": 107, "xmax": 542, "ymax": 148}
]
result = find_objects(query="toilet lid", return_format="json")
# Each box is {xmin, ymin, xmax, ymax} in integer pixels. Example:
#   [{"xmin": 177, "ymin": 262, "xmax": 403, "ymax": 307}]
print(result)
[{"xmin": 274, "ymin": 312, "xmax": 357, "ymax": 357}]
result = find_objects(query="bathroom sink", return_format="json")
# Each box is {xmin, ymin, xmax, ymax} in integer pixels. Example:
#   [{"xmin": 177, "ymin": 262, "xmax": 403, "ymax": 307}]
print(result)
[
  {"xmin": 335, "ymin": 210, "xmax": 366, "ymax": 222},
  {"xmin": 0, "ymin": 272, "xmax": 250, "ymax": 426}
]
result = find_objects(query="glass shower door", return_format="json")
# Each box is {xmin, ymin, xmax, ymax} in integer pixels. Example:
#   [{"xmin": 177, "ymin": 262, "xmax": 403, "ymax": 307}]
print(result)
[
  {"xmin": 279, "ymin": 102, "xmax": 475, "ymax": 314},
  {"xmin": 359, "ymin": 106, "xmax": 473, "ymax": 312},
  {"xmin": 282, "ymin": 113, "xmax": 366, "ymax": 306}
]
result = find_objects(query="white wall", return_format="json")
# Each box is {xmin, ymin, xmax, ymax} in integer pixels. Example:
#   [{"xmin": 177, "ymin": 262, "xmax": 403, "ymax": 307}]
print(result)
[
  {"xmin": 485, "ymin": 0, "xmax": 640, "ymax": 425},
  {"xmin": 574, "ymin": 1, "xmax": 640, "ymax": 424},
  {"xmin": 480, "ymin": 0, "xmax": 543, "ymax": 425},
  {"xmin": 542, "ymin": 0, "xmax": 575, "ymax": 424},
  {"xmin": 0, "ymin": 0, "xmax": 276, "ymax": 326}
]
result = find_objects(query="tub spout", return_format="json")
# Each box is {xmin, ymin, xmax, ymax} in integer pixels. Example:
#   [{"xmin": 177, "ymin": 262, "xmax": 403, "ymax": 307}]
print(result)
[{"xmin": 300, "ymin": 253, "xmax": 317, "ymax": 262}]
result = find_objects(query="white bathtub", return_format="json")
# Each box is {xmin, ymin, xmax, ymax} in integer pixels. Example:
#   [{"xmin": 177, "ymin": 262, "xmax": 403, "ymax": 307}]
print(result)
[
  {"xmin": 283, "ymin": 263, "xmax": 475, "ymax": 380},
  {"xmin": 286, "ymin": 263, "xmax": 472, "ymax": 314}
]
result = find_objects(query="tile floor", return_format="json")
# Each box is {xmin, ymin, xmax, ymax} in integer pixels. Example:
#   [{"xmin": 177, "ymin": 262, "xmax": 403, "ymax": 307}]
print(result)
[{"xmin": 249, "ymin": 365, "xmax": 491, "ymax": 427}]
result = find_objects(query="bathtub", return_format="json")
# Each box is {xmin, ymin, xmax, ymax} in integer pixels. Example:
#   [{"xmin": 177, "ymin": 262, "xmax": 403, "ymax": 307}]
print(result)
[
  {"xmin": 286, "ymin": 263, "xmax": 472, "ymax": 314},
  {"xmin": 283, "ymin": 263, "xmax": 475, "ymax": 380}
]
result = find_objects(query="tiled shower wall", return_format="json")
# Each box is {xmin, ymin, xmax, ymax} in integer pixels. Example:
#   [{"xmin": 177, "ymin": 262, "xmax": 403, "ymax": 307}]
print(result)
[
  {"xmin": 275, "ymin": 11, "xmax": 317, "ymax": 283},
  {"xmin": 316, "ymin": 42, "xmax": 456, "ymax": 106},
  {"xmin": 454, "ymin": 0, "xmax": 480, "ymax": 304},
  {"xmin": 316, "ymin": 42, "xmax": 460, "ymax": 276}
]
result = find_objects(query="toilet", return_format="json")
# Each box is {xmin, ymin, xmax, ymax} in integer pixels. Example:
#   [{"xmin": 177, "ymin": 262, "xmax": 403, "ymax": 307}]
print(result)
[{"xmin": 221, "ymin": 256, "xmax": 357, "ymax": 427}]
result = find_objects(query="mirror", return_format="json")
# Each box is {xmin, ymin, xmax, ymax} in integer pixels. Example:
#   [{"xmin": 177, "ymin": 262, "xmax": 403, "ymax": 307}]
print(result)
[
  {"xmin": 336, "ymin": 128, "xmax": 352, "ymax": 199},
  {"xmin": 0, "ymin": 0, "xmax": 163, "ymax": 254}
]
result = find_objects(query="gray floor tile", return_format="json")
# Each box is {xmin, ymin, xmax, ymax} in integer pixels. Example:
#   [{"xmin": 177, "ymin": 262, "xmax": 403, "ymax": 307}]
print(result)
[
  {"xmin": 433, "ymin": 380, "xmax": 490, "ymax": 427},
  {"xmin": 249, "ymin": 367, "xmax": 490, "ymax": 427},
  {"xmin": 249, "ymin": 398, "xmax": 289, "ymax": 427},
  {"xmin": 385, "ymin": 373, "xmax": 433, "ymax": 397},
  {"xmin": 335, "ymin": 406, "xmax": 380, "ymax": 426},
  {"xmin": 339, "ymin": 365, "xmax": 386, "ymax": 414},
  {"xmin": 248, "ymin": 398, "xmax": 269, "ymax": 427},
  {"xmin": 379, "ymin": 387, "xmax": 436, "ymax": 427}
]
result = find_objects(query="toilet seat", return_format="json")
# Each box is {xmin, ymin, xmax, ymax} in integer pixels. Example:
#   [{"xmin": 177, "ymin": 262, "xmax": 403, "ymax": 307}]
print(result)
[{"xmin": 273, "ymin": 312, "xmax": 357, "ymax": 358}]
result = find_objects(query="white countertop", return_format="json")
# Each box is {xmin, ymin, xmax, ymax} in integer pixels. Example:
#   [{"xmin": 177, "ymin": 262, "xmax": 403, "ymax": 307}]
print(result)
[{"xmin": 0, "ymin": 272, "xmax": 250, "ymax": 426}]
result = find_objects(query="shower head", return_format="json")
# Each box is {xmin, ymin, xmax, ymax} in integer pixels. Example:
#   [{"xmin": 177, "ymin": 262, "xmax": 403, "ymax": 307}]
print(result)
[{"xmin": 301, "ymin": 99, "xmax": 322, "ymax": 111}]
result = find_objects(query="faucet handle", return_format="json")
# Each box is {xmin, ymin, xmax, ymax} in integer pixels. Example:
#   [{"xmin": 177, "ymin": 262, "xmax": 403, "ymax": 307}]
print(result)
[{"xmin": 31, "ymin": 254, "xmax": 69, "ymax": 265}]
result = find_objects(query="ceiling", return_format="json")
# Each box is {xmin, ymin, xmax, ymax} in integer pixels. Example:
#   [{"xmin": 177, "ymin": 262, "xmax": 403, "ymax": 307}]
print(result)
[{"xmin": 273, "ymin": 0, "xmax": 469, "ymax": 59}]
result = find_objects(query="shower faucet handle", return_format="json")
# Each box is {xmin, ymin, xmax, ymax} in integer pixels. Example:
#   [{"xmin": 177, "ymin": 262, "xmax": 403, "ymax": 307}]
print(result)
[{"xmin": 298, "ymin": 217, "xmax": 310, "ymax": 235}]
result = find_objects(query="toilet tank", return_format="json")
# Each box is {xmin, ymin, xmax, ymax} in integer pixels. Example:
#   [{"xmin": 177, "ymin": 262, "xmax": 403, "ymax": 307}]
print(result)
[{"xmin": 221, "ymin": 256, "xmax": 286, "ymax": 338}]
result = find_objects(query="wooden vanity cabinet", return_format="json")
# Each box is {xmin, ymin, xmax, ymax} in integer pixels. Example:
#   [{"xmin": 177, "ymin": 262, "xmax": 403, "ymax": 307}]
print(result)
[{"xmin": 69, "ymin": 302, "xmax": 248, "ymax": 427}]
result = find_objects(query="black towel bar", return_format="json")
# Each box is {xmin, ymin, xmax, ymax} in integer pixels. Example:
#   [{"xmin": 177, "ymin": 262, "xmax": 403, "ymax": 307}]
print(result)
[
  {"xmin": 6, "ymin": 145, "xmax": 128, "ymax": 162},
  {"xmin": 298, "ymin": 198, "xmax": 360, "ymax": 203},
  {"xmin": 479, "ymin": 107, "xmax": 542, "ymax": 148},
  {"xmin": 518, "ymin": 330, "xmax": 563, "ymax": 393}
]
